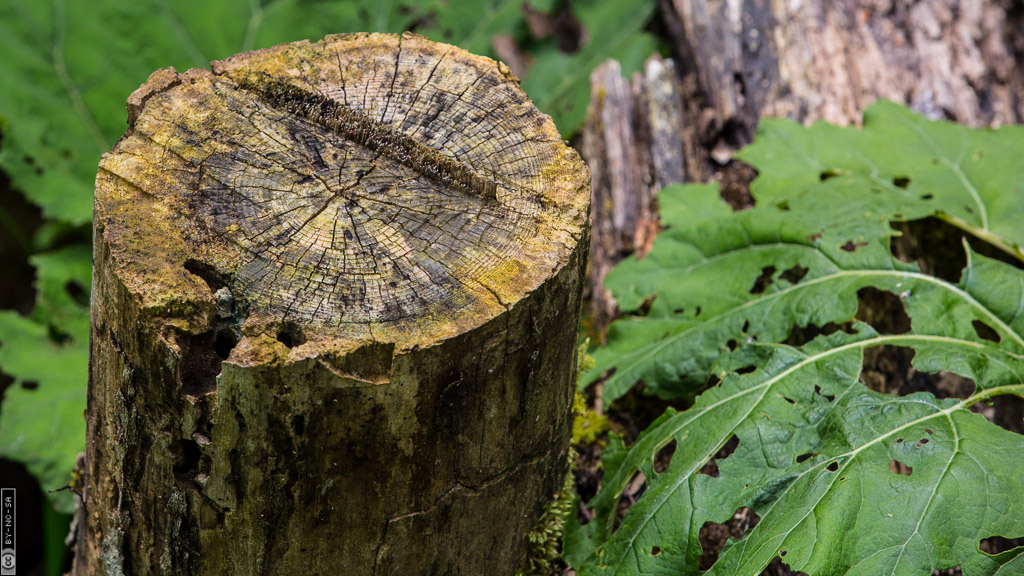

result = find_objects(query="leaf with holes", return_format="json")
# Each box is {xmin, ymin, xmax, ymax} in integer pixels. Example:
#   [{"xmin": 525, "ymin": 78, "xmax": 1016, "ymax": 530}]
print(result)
[
  {"xmin": 738, "ymin": 100, "xmax": 1024, "ymax": 263},
  {"xmin": 587, "ymin": 181, "xmax": 915, "ymax": 404},
  {"xmin": 0, "ymin": 246, "xmax": 91, "ymax": 514},
  {"xmin": 570, "ymin": 182, "xmax": 1024, "ymax": 575}
]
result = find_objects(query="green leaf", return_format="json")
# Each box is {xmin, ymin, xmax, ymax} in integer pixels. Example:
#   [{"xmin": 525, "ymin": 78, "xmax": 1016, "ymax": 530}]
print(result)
[
  {"xmin": 571, "ymin": 179, "xmax": 1024, "ymax": 574},
  {"xmin": 738, "ymin": 100, "xmax": 1024, "ymax": 263},
  {"xmin": 0, "ymin": 245, "xmax": 91, "ymax": 513},
  {"xmin": 588, "ymin": 181, "xmax": 911, "ymax": 404},
  {"xmin": 522, "ymin": 0, "xmax": 657, "ymax": 134},
  {"xmin": 417, "ymin": 0, "xmax": 526, "ymax": 57}
]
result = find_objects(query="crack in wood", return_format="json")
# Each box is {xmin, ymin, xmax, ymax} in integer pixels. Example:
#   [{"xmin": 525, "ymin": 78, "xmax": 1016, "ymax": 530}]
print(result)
[{"xmin": 233, "ymin": 71, "xmax": 499, "ymax": 202}]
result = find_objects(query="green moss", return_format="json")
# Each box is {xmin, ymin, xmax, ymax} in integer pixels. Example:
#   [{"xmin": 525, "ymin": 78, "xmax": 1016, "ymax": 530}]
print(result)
[
  {"xmin": 517, "ymin": 454, "xmax": 576, "ymax": 576},
  {"xmin": 572, "ymin": 406, "xmax": 611, "ymax": 446}
]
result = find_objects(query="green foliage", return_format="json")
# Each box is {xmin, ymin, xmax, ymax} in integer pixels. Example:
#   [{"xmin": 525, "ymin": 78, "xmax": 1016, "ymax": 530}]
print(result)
[
  {"xmin": 739, "ymin": 100, "xmax": 1024, "ymax": 263},
  {"xmin": 0, "ymin": 0, "xmax": 658, "ymax": 511},
  {"xmin": 518, "ymin": 457, "xmax": 577, "ymax": 576},
  {"xmin": 520, "ymin": 0, "xmax": 658, "ymax": 134},
  {"xmin": 0, "ymin": 246, "xmax": 90, "ymax": 513},
  {"xmin": 570, "ymin": 103, "xmax": 1024, "ymax": 575}
]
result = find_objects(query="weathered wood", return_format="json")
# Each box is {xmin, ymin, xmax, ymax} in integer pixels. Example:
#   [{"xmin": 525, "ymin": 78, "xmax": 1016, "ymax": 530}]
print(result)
[
  {"xmin": 583, "ymin": 58, "xmax": 687, "ymax": 339},
  {"xmin": 583, "ymin": 0, "xmax": 1024, "ymax": 336},
  {"xmin": 74, "ymin": 32, "xmax": 589, "ymax": 576}
]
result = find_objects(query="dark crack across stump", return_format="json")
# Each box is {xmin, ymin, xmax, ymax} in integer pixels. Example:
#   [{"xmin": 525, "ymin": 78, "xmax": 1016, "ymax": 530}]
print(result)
[{"xmin": 75, "ymin": 32, "xmax": 590, "ymax": 576}]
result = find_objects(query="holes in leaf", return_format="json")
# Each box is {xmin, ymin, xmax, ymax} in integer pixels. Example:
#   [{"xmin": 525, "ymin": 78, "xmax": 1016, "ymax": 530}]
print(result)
[
  {"xmin": 20, "ymin": 380, "xmax": 39, "ymax": 390},
  {"xmin": 826, "ymin": 461, "xmax": 840, "ymax": 472},
  {"xmin": 856, "ymin": 287, "xmax": 911, "ymax": 335},
  {"xmin": 65, "ymin": 280, "xmax": 89, "ymax": 307},
  {"xmin": 795, "ymin": 452, "xmax": 816, "ymax": 464},
  {"xmin": 921, "ymin": 193, "xmax": 934, "ymax": 200},
  {"xmin": 735, "ymin": 365, "xmax": 756, "ymax": 375},
  {"xmin": 784, "ymin": 397, "xmax": 797, "ymax": 405},
  {"xmin": 980, "ymin": 535, "xmax": 1024, "ymax": 555},
  {"xmin": 813, "ymin": 384, "xmax": 836, "ymax": 402},
  {"xmin": 48, "ymin": 325, "xmax": 71, "ymax": 345},
  {"xmin": 971, "ymin": 394, "xmax": 1024, "ymax": 434},
  {"xmin": 915, "ymin": 438, "xmax": 930, "ymax": 448},
  {"xmin": 779, "ymin": 264, "xmax": 809, "ymax": 285},
  {"xmin": 840, "ymin": 240, "xmax": 868, "ymax": 252},
  {"xmin": 863, "ymin": 345, "xmax": 977, "ymax": 398},
  {"xmin": 726, "ymin": 339, "xmax": 738, "ymax": 351},
  {"xmin": 749, "ymin": 266, "xmax": 776, "ymax": 294},
  {"xmin": 637, "ymin": 294, "xmax": 657, "ymax": 316},
  {"xmin": 653, "ymin": 440, "xmax": 676, "ymax": 474},
  {"xmin": 650, "ymin": 545, "xmax": 662, "ymax": 556},
  {"xmin": 972, "ymin": 320, "xmax": 1001, "ymax": 343},
  {"xmin": 783, "ymin": 321, "xmax": 858, "ymax": 347},
  {"xmin": 741, "ymin": 320, "xmax": 750, "ymax": 333},
  {"xmin": 889, "ymin": 460, "xmax": 913, "ymax": 476},
  {"xmin": 276, "ymin": 322, "xmax": 306, "ymax": 348},
  {"xmin": 819, "ymin": 169, "xmax": 841, "ymax": 181},
  {"xmin": 698, "ymin": 507, "xmax": 760, "ymax": 570},
  {"xmin": 892, "ymin": 176, "xmax": 911, "ymax": 188},
  {"xmin": 698, "ymin": 436, "xmax": 739, "ymax": 477},
  {"xmin": 613, "ymin": 471, "xmax": 647, "ymax": 531}
]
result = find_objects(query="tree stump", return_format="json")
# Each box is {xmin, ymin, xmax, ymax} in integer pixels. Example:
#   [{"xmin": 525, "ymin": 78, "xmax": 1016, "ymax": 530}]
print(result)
[{"xmin": 73, "ymin": 32, "xmax": 590, "ymax": 576}]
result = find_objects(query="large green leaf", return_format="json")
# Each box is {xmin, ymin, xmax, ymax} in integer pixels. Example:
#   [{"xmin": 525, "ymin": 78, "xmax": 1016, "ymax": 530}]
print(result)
[
  {"xmin": 0, "ymin": 245, "xmax": 90, "ymax": 514},
  {"xmin": 588, "ymin": 181, "xmax": 914, "ymax": 404},
  {"xmin": 738, "ymin": 100, "xmax": 1024, "ymax": 263},
  {"xmin": 571, "ymin": 183, "xmax": 1024, "ymax": 575}
]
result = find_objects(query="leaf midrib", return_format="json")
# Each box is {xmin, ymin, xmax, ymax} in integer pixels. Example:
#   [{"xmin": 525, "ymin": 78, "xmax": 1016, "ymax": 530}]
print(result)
[
  {"xmin": 602, "ymin": 265, "xmax": 1024, "ymax": 398},
  {"xmin": 592, "ymin": 333, "xmax": 1023, "ymax": 575}
]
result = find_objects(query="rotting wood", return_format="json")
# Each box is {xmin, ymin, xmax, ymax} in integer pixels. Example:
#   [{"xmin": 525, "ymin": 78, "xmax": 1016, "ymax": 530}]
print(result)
[{"xmin": 73, "ymin": 32, "xmax": 590, "ymax": 576}]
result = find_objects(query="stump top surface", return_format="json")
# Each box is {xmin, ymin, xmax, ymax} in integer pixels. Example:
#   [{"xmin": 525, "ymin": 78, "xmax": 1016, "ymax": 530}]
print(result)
[{"xmin": 96, "ymin": 33, "xmax": 589, "ymax": 353}]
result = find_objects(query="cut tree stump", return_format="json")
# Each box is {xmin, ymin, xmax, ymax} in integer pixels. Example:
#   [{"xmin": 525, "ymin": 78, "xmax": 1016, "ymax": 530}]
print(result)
[{"xmin": 73, "ymin": 32, "xmax": 590, "ymax": 576}]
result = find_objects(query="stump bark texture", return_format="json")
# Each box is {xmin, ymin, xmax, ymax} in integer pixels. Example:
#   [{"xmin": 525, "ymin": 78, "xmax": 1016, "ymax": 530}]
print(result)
[
  {"xmin": 75, "ymin": 32, "xmax": 590, "ymax": 576},
  {"xmin": 584, "ymin": 0, "xmax": 1024, "ymax": 337}
]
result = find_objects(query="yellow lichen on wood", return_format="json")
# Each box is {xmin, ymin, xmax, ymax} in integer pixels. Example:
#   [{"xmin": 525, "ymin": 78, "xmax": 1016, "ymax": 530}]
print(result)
[{"xmin": 95, "ymin": 31, "xmax": 589, "ymax": 355}]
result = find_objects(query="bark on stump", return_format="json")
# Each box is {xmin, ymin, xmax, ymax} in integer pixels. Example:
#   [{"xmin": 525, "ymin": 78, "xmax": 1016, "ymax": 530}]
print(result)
[{"xmin": 74, "ymin": 32, "xmax": 590, "ymax": 576}]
